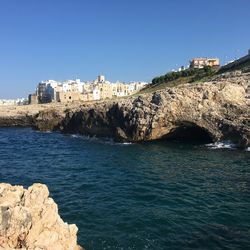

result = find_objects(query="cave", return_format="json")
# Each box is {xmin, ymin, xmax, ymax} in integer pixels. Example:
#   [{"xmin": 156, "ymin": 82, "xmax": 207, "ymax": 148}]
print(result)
[{"xmin": 162, "ymin": 123, "xmax": 214, "ymax": 144}]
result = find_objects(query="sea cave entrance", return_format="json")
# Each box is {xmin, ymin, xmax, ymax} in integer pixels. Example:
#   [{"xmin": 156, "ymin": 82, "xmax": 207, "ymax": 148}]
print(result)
[{"xmin": 161, "ymin": 123, "xmax": 214, "ymax": 144}]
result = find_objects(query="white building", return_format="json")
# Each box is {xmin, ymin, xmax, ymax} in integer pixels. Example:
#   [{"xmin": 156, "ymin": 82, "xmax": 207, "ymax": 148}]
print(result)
[
  {"xmin": 0, "ymin": 98, "xmax": 28, "ymax": 106},
  {"xmin": 32, "ymin": 76, "xmax": 148, "ymax": 104},
  {"xmin": 93, "ymin": 87, "xmax": 101, "ymax": 100}
]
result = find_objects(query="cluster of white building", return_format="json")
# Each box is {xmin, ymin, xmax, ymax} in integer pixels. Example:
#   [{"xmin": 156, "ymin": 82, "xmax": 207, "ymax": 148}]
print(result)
[
  {"xmin": 29, "ymin": 75, "xmax": 147, "ymax": 104},
  {"xmin": 0, "ymin": 98, "xmax": 28, "ymax": 106}
]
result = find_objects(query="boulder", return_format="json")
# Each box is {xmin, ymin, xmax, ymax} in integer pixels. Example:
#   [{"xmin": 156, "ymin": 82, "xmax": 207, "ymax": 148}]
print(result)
[{"xmin": 0, "ymin": 183, "xmax": 83, "ymax": 250}]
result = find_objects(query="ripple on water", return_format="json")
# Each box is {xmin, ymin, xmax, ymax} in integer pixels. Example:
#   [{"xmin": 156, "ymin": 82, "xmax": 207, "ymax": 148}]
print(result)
[{"xmin": 0, "ymin": 128, "xmax": 249, "ymax": 250}]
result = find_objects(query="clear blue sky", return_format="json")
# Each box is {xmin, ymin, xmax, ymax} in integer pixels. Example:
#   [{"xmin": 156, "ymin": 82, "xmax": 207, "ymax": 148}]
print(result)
[{"xmin": 0, "ymin": 0, "xmax": 250, "ymax": 98}]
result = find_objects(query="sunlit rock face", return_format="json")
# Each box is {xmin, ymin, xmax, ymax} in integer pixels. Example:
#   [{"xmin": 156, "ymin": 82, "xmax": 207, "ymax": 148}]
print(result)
[
  {"xmin": 0, "ymin": 70, "xmax": 249, "ymax": 148},
  {"xmin": 0, "ymin": 183, "xmax": 83, "ymax": 250},
  {"xmin": 61, "ymin": 71, "xmax": 250, "ymax": 148}
]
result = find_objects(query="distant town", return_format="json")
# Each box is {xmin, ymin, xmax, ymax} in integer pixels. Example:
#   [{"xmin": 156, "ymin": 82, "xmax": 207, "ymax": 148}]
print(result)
[
  {"xmin": 1, "ymin": 49, "xmax": 249, "ymax": 106},
  {"xmin": 28, "ymin": 75, "xmax": 147, "ymax": 105},
  {"xmin": 28, "ymin": 57, "xmax": 219, "ymax": 105},
  {"xmin": 0, "ymin": 98, "xmax": 28, "ymax": 106}
]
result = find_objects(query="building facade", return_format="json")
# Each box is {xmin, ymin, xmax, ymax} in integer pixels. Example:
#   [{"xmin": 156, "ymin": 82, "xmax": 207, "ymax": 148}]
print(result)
[
  {"xmin": 28, "ymin": 94, "xmax": 38, "ymax": 105},
  {"xmin": 28, "ymin": 76, "xmax": 147, "ymax": 104},
  {"xmin": 190, "ymin": 58, "xmax": 220, "ymax": 69},
  {"xmin": 0, "ymin": 98, "xmax": 28, "ymax": 106}
]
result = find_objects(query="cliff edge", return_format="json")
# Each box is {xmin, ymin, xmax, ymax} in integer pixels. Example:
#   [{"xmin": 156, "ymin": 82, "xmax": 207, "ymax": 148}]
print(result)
[
  {"xmin": 0, "ymin": 183, "xmax": 83, "ymax": 250},
  {"xmin": 61, "ymin": 70, "xmax": 250, "ymax": 147},
  {"xmin": 0, "ymin": 69, "xmax": 249, "ymax": 148}
]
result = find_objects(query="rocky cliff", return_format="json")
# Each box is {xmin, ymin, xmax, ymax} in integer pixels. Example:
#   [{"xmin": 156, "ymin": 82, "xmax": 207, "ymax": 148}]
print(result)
[
  {"xmin": 0, "ymin": 183, "xmax": 83, "ymax": 250},
  {"xmin": 0, "ymin": 70, "xmax": 249, "ymax": 148},
  {"xmin": 61, "ymin": 70, "xmax": 250, "ymax": 147}
]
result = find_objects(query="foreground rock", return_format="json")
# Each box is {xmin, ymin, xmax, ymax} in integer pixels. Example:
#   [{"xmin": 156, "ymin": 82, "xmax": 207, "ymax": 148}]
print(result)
[{"xmin": 0, "ymin": 183, "xmax": 83, "ymax": 250}]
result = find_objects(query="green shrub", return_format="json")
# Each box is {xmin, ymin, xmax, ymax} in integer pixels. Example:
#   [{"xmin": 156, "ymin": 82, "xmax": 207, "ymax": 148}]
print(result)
[{"xmin": 151, "ymin": 66, "xmax": 216, "ymax": 85}]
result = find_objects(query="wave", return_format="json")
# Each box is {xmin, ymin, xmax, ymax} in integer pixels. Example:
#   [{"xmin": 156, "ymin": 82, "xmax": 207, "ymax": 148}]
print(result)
[
  {"xmin": 71, "ymin": 134, "xmax": 81, "ymax": 138},
  {"xmin": 121, "ymin": 142, "xmax": 133, "ymax": 145},
  {"xmin": 205, "ymin": 141, "xmax": 237, "ymax": 150},
  {"xmin": 70, "ymin": 134, "xmax": 133, "ymax": 146},
  {"xmin": 0, "ymin": 138, "xmax": 8, "ymax": 144},
  {"xmin": 35, "ymin": 130, "xmax": 52, "ymax": 134}
]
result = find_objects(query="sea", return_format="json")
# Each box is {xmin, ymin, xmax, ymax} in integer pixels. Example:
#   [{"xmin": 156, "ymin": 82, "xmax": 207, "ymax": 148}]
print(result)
[{"xmin": 0, "ymin": 128, "xmax": 249, "ymax": 250}]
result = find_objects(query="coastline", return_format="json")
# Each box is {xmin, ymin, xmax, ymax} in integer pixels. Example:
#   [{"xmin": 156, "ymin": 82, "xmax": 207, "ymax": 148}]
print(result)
[{"xmin": 0, "ymin": 71, "xmax": 249, "ymax": 148}]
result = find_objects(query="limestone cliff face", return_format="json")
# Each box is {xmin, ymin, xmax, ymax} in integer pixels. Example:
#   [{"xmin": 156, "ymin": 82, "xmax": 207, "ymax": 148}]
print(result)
[
  {"xmin": 33, "ymin": 109, "xmax": 65, "ymax": 131},
  {"xmin": 0, "ymin": 183, "xmax": 83, "ymax": 250},
  {"xmin": 0, "ymin": 104, "xmax": 67, "ymax": 129},
  {"xmin": 0, "ymin": 70, "xmax": 249, "ymax": 147},
  {"xmin": 61, "ymin": 71, "xmax": 250, "ymax": 147}
]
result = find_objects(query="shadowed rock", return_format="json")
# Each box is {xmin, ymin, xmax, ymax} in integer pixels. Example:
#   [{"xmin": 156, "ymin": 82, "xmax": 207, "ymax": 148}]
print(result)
[{"xmin": 61, "ymin": 75, "xmax": 250, "ymax": 147}]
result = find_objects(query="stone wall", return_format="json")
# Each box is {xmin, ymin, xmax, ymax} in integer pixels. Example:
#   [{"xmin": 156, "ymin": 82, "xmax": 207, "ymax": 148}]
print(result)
[{"xmin": 57, "ymin": 92, "xmax": 88, "ymax": 103}]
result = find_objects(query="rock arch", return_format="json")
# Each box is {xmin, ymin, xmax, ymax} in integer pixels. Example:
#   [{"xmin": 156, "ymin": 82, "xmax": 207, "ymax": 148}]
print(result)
[{"xmin": 160, "ymin": 122, "xmax": 214, "ymax": 144}]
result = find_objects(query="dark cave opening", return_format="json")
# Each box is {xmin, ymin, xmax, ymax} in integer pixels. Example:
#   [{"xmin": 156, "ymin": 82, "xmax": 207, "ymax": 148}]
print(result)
[{"xmin": 162, "ymin": 124, "xmax": 214, "ymax": 144}]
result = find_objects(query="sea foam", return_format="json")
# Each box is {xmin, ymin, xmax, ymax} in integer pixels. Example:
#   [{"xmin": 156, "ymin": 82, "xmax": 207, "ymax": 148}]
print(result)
[{"xmin": 205, "ymin": 141, "xmax": 237, "ymax": 150}]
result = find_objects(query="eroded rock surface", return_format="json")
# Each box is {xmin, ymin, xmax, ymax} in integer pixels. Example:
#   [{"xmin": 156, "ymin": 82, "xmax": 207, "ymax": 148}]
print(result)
[
  {"xmin": 62, "ymin": 71, "xmax": 250, "ymax": 147},
  {"xmin": 0, "ymin": 70, "xmax": 249, "ymax": 147},
  {"xmin": 0, "ymin": 183, "xmax": 83, "ymax": 250}
]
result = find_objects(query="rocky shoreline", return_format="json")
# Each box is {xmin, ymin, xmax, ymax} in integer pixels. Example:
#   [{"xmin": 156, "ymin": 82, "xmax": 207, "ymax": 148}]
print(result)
[
  {"xmin": 0, "ymin": 183, "xmax": 83, "ymax": 250},
  {"xmin": 0, "ymin": 70, "xmax": 250, "ymax": 148}
]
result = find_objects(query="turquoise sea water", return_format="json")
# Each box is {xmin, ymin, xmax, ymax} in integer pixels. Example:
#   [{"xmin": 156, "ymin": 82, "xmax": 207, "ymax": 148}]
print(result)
[{"xmin": 0, "ymin": 128, "xmax": 249, "ymax": 250}]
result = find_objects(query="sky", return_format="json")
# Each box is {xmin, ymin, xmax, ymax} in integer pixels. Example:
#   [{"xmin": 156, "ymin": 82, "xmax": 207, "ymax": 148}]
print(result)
[{"xmin": 0, "ymin": 0, "xmax": 250, "ymax": 98}]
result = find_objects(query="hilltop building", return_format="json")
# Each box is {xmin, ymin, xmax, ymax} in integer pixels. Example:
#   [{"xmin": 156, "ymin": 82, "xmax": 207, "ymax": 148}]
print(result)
[
  {"xmin": 28, "ymin": 75, "xmax": 147, "ymax": 104},
  {"xmin": 190, "ymin": 58, "xmax": 220, "ymax": 69}
]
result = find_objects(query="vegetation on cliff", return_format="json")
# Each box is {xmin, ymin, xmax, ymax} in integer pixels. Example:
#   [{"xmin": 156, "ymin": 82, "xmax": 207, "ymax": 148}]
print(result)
[
  {"xmin": 0, "ymin": 65, "xmax": 249, "ymax": 148},
  {"xmin": 140, "ymin": 66, "xmax": 217, "ymax": 94},
  {"xmin": 152, "ymin": 66, "xmax": 215, "ymax": 84}
]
